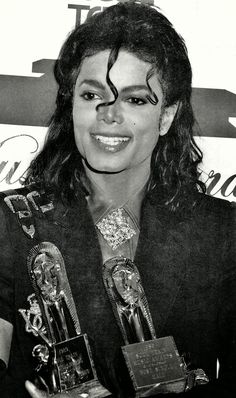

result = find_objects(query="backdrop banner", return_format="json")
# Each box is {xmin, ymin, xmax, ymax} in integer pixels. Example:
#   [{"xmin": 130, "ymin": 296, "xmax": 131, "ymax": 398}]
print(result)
[{"xmin": 0, "ymin": 0, "xmax": 235, "ymax": 201}]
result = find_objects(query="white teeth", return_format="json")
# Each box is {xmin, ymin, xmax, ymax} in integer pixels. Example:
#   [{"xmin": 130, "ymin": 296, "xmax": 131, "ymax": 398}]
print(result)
[{"xmin": 94, "ymin": 135, "xmax": 129, "ymax": 146}]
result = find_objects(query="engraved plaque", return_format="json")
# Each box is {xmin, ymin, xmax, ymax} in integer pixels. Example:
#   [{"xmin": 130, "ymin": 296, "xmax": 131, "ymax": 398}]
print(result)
[
  {"xmin": 122, "ymin": 336, "xmax": 186, "ymax": 396},
  {"xmin": 54, "ymin": 335, "xmax": 95, "ymax": 391}
]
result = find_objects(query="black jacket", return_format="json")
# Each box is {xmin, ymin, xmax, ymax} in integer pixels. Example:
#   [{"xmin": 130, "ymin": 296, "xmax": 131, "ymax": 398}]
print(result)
[{"xmin": 0, "ymin": 185, "xmax": 235, "ymax": 397}]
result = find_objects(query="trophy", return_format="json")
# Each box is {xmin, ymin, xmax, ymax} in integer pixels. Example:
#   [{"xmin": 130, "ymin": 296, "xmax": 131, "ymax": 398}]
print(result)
[
  {"xmin": 103, "ymin": 257, "xmax": 190, "ymax": 397},
  {"xmin": 19, "ymin": 242, "xmax": 111, "ymax": 397}
]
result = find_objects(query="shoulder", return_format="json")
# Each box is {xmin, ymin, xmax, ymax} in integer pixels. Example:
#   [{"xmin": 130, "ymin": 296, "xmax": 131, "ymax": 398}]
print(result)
[
  {"xmin": 146, "ymin": 185, "xmax": 234, "ymax": 221},
  {"xmin": 0, "ymin": 187, "xmax": 29, "ymax": 232},
  {"xmin": 150, "ymin": 189, "xmax": 234, "ymax": 225},
  {"xmin": 0, "ymin": 184, "xmax": 88, "ymax": 240},
  {"xmin": 176, "ymin": 193, "xmax": 235, "ymax": 244},
  {"xmin": 194, "ymin": 192, "xmax": 233, "ymax": 211},
  {"xmin": 193, "ymin": 194, "xmax": 235, "ymax": 258},
  {"xmin": 0, "ymin": 185, "xmax": 56, "ymax": 240},
  {"xmin": 0, "ymin": 184, "xmax": 56, "ymax": 214},
  {"xmin": 192, "ymin": 193, "xmax": 235, "ymax": 229},
  {"xmin": 154, "ymin": 192, "xmax": 235, "ymax": 242},
  {"xmin": 193, "ymin": 192, "xmax": 233, "ymax": 217}
]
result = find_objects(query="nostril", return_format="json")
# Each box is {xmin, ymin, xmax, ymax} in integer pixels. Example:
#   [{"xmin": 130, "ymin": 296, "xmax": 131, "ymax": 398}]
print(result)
[{"xmin": 96, "ymin": 102, "xmax": 123, "ymax": 124}]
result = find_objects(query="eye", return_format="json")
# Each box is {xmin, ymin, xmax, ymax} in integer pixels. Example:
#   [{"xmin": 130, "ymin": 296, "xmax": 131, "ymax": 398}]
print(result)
[
  {"xmin": 80, "ymin": 91, "xmax": 101, "ymax": 101},
  {"xmin": 126, "ymin": 97, "xmax": 147, "ymax": 106}
]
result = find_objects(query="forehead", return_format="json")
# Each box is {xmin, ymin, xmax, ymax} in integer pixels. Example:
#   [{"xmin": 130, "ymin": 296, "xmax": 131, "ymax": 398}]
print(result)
[{"xmin": 76, "ymin": 50, "xmax": 163, "ymax": 94}]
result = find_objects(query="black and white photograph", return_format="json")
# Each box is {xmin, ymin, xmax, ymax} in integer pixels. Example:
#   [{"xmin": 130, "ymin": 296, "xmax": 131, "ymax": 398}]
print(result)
[{"xmin": 0, "ymin": 1, "xmax": 235, "ymax": 397}]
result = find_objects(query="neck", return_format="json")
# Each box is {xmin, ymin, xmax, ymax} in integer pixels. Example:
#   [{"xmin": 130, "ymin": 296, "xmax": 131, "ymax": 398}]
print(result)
[{"xmin": 83, "ymin": 160, "xmax": 151, "ymax": 206}]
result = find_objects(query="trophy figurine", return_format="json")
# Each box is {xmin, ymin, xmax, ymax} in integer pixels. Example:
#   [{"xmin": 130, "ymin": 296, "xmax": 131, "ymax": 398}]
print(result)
[
  {"xmin": 103, "ymin": 257, "xmax": 208, "ymax": 397},
  {"xmin": 19, "ymin": 242, "xmax": 110, "ymax": 397}
]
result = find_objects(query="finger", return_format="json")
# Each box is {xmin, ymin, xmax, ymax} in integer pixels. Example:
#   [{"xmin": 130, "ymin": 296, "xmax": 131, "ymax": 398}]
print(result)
[{"xmin": 25, "ymin": 380, "xmax": 48, "ymax": 398}]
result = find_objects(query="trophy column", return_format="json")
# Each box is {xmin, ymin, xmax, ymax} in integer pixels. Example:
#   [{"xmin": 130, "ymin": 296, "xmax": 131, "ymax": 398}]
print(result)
[{"xmin": 103, "ymin": 257, "xmax": 187, "ymax": 397}]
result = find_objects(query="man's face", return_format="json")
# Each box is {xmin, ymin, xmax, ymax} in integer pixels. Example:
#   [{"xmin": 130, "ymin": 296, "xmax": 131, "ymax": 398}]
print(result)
[{"xmin": 73, "ymin": 50, "xmax": 172, "ymax": 174}]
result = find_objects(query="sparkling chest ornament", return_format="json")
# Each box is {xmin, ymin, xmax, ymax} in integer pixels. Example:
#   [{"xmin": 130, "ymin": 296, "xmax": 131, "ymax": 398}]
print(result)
[{"xmin": 96, "ymin": 208, "xmax": 136, "ymax": 250}]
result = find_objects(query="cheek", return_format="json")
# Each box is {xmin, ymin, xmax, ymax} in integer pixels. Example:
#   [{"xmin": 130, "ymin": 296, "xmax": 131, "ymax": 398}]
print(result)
[
  {"xmin": 131, "ymin": 106, "xmax": 160, "ymax": 130},
  {"xmin": 139, "ymin": 132, "xmax": 159, "ymax": 157},
  {"xmin": 134, "ymin": 114, "xmax": 159, "ymax": 146},
  {"xmin": 73, "ymin": 123, "xmax": 85, "ymax": 157},
  {"xmin": 73, "ymin": 102, "xmax": 96, "ymax": 134},
  {"xmin": 73, "ymin": 108, "xmax": 89, "ymax": 152}
]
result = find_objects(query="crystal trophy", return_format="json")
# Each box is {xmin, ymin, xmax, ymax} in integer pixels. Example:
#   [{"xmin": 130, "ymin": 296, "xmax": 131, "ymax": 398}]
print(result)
[
  {"xmin": 20, "ymin": 242, "xmax": 110, "ymax": 397},
  {"xmin": 103, "ymin": 257, "xmax": 187, "ymax": 396}
]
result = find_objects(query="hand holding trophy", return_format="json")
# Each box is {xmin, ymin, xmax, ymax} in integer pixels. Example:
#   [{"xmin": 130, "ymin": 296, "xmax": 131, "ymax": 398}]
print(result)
[
  {"xmin": 19, "ymin": 242, "xmax": 110, "ymax": 398},
  {"xmin": 25, "ymin": 379, "xmax": 80, "ymax": 398}
]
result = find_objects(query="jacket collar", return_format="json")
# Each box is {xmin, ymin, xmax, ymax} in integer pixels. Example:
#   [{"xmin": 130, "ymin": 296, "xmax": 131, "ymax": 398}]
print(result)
[{"xmin": 48, "ymin": 184, "xmax": 191, "ymax": 337}]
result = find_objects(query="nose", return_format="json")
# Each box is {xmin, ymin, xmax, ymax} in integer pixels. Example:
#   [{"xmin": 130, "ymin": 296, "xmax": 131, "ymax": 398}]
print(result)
[{"xmin": 96, "ymin": 101, "xmax": 124, "ymax": 124}]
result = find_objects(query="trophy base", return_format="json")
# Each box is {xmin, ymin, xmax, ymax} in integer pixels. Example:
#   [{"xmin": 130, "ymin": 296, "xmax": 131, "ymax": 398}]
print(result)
[
  {"xmin": 122, "ymin": 336, "xmax": 186, "ymax": 396},
  {"xmin": 36, "ymin": 334, "xmax": 111, "ymax": 396},
  {"xmin": 135, "ymin": 379, "xmax": 186, "ymax": 397}
]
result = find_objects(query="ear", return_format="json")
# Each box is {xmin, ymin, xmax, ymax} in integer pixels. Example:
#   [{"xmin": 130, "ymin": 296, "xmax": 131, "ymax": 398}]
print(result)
[{"xmin": 159, "ymin": 103, "xmax": 179, "ymax": 136}]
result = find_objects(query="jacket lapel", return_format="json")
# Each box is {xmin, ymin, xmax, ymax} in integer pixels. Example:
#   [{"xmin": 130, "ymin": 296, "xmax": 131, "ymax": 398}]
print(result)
[{"xmin": 135, "ymin": 194, "xmax": 191, "ymax": 337}]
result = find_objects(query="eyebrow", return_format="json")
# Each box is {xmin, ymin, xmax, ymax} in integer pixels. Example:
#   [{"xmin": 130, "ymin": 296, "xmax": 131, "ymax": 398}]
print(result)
[
  {"xmin": 79, "ymin": 79, "xmax": 150, "ymax": 94},
  {"xmin": 79, "ymin": 79, "xmax": 106, "ymax": 91}
]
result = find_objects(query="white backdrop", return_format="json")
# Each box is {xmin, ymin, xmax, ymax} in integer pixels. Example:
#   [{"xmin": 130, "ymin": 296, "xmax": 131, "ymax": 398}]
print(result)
[{"xmin": 0, "ymin": 0, "xmax": 235, "ymax": 200}]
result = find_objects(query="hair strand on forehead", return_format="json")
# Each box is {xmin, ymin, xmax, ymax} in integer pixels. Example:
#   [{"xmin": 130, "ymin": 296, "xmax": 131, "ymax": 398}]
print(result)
[{"xmin": 96, "ymin": 45, "xmax": 120, "ymax": 112}]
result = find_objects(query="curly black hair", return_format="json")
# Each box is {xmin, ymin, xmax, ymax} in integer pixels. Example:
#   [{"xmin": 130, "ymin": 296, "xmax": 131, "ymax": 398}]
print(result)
[{"xmin": 26, "ymin": 1, "xmax": 205, "ymax": 210}]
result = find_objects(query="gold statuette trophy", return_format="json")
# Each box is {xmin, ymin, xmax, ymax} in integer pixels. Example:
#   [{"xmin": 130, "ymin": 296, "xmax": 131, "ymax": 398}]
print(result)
[
  {"xmin": 20, "ymin": 242, "xmax": 110, "ymax": 397},
  {"xmin": 103, "ymin": 257, "xmax": 208, "ymax": 397}
]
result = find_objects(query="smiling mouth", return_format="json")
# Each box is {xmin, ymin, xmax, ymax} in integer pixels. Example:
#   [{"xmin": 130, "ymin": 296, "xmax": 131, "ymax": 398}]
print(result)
[
  {"xmin": 91, "ymin": 134, "xmax": 131, "ymax": 153},
  {"xmin": 93, "ymin": 135, "xmax": 130, "ymax": 146}
]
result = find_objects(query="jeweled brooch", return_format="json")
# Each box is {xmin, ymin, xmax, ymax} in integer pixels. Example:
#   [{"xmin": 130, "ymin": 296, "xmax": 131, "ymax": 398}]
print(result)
[{"xmin": 96, "ymin": 208, "xmax": 136, "ymax": 251}]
